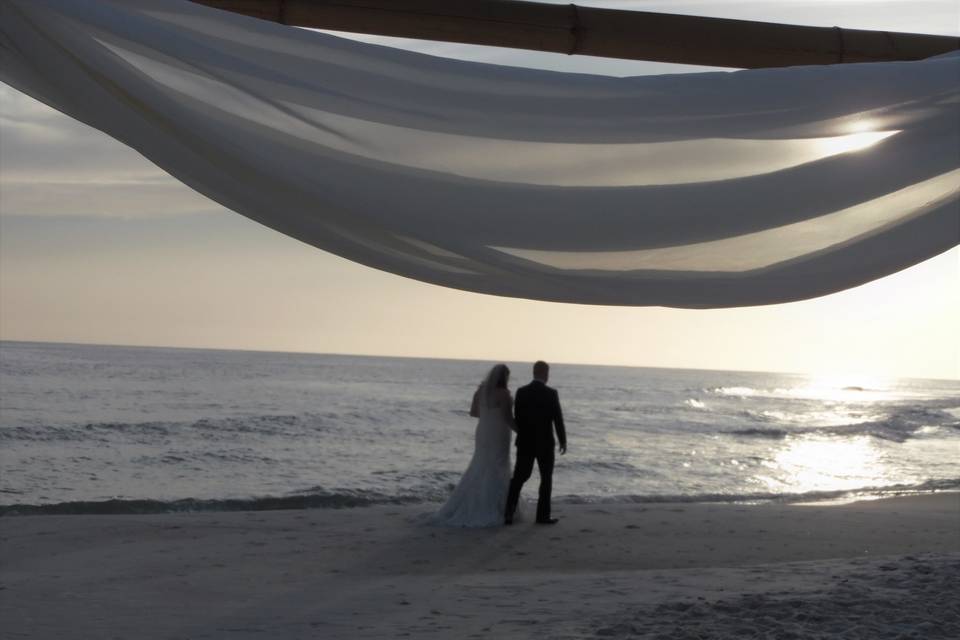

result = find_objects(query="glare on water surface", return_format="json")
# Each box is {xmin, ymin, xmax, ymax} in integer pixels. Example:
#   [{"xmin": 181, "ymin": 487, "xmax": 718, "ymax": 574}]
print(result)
[
  {"xmin": 788, "ymin": 373, "xmax": 899, "ymax": 403},
  {"xmin": 759, "ymin": 436, "xmax": 901, "ymax": 496},
  {"xmin": 752, "ymin": 375, "xmax": 908, "ymax": 496}
]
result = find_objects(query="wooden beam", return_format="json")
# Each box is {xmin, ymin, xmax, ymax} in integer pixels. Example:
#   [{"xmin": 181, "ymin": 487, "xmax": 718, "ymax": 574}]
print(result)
[{"xmin": 188, "ymin": 0, "xmax": 959, "ymax": 68}]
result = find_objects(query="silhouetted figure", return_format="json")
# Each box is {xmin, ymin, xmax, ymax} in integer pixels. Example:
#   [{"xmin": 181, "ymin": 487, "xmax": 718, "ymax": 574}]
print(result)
[
  {"xmin": 429, "ymin": 364, "xmax": 518, "ymax": 527},
  {"xmin": 505, "ymin": 361, "xmax": 567, "ymax": 525}
]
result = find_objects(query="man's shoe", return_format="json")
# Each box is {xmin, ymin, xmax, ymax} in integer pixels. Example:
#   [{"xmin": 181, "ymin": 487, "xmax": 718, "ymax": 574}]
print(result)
[
  {"xmin": 504, "ymin": 516, "xmax": 513, "ymax": 525},
  {"xmin": 535, "ymin": 518, "xmax": 559, "ymax": 525}
]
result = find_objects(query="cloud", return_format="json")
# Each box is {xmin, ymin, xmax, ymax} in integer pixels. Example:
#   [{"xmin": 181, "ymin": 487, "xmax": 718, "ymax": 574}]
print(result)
[{"xmin": 0, "ymin": 85, "xmax": 222, "ymax": 218}]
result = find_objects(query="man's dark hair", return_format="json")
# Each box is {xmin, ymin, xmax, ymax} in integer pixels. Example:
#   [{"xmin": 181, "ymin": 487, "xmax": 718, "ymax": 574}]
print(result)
[{"xmin": 533, "ymin": 360, "xmax": 549, "ymax": 379}]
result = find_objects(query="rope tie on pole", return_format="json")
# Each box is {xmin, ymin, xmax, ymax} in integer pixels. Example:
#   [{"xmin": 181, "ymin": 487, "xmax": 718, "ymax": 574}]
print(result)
[
  {"xmin": 884, "ymin": 30, "xmax": 900, "ymax": 58},
  {"xmin": 833, "ymin": 25, "xmax": 846, "ymax": 63},
  {"xmin": 568, "ymin": 3, "xmax": 581, "ymax": 55}
]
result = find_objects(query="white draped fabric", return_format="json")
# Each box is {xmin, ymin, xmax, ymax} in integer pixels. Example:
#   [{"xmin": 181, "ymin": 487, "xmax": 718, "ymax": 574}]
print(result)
[{"xmin": 1, "ymin": 0, "xmax": 957, "ymax": 307}]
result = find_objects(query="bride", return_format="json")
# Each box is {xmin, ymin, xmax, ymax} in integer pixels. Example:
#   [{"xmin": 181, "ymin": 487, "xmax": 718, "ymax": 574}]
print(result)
[{"xmin": 430, "ymin": 364, "xmax": 521, "ymax": 527}]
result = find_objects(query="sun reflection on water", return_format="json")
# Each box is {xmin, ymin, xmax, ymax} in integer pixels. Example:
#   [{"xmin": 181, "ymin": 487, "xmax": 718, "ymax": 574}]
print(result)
[
  {"xmin": 788, "ymin": 373, "xmax": 899, "ymax": 403},
  {"xmin": 759, "ymin": 436, "xmax": 898, "ymax": 494}
]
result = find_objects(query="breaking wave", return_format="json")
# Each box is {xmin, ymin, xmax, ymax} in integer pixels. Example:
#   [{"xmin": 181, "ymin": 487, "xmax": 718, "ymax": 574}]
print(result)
[
  {"xmin": 560, "ymin": 478, "xmax": 960, "ymax": 506},
  {"xmin": 3, "ymin": 478, "xmax": 957, "ymax": 516},
  {"xmin": 0, "ymin": 413, "xmax": 341, "ymax": 443},
  {"xmin": 728, "ymin": 407, "xmax": 960, "ymax": 443},
  {"xmin": 0, "ymin": 489, "xmax": 426, "ymax": 516}
]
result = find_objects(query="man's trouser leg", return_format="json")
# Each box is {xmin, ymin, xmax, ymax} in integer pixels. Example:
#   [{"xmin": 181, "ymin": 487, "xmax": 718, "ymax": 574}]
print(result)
[
  {"xmin": 506, "ymin": 451, "xmax": 535, "ymax": 520},
  {"xmin": 535, "ymin": 451, "xmax": 555, "ymax": 522}
]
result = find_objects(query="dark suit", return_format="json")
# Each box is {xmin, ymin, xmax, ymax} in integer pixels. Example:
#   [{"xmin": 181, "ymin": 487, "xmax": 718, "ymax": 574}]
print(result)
[{"xmin": 505, "ymin": 379, "xmax": 566, "ymax": 522}]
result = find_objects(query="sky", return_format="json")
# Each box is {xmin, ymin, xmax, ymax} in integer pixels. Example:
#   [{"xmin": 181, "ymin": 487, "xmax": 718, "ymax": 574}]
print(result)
[{"xmin": 1, "ymin": 0, "xmax": 958, "ymax": 379}]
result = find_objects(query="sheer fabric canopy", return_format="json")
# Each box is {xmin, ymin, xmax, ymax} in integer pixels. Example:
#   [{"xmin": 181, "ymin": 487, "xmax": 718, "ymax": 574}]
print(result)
[{"xmin": 1, "ymin": 0, "xmax": 957, "ymax": 307}]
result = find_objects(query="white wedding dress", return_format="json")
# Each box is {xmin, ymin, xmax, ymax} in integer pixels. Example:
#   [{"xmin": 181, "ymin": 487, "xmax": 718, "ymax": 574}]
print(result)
[{"xmin": 430, "ymin": 380, "xmax": 521, "ymax": 528}]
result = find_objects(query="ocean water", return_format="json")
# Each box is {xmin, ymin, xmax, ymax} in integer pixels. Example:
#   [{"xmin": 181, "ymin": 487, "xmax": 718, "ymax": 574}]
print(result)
[{"xmin": 1, "ymin": 341, "xmax": 958, "ymax": 514}]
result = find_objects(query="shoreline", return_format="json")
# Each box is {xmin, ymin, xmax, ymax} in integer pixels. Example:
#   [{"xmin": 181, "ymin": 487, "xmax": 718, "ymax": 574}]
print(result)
[
  {"xmin": 3, "ymin": 485, "xmax": 959, "ymax": 517},
  {"xmin": 2, "ymin": 493, "xmax": 957, "ymax": 638}
]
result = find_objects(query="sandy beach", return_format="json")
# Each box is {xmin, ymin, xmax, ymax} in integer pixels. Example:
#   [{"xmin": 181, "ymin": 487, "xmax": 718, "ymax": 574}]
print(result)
[{"xmin": 1, "ymin": 493, "xmax": 957, "ymax": 639}]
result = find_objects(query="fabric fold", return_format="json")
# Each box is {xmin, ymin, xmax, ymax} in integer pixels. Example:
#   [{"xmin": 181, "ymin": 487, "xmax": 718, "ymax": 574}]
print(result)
[{"xmin": 1, "ymin": 0, "xmax": 957, "ymax": 307}]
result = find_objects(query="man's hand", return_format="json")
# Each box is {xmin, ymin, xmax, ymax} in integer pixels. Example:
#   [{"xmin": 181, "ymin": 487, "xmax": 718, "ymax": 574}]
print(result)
[{"xmin": 559, "ymin": 443, "xmax": 567, "ymax": 455}]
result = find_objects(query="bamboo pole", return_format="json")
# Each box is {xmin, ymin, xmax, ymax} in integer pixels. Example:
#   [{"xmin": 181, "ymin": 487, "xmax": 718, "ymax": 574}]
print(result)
[{"xmin": 188, "ymin": 0, "xmax": 958, "ymax": 68}]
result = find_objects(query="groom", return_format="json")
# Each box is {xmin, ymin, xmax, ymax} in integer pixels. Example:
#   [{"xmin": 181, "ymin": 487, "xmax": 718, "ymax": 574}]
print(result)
[{"xmin": 505, "ymin": 360, "xmax": 567, "ymax": 525}]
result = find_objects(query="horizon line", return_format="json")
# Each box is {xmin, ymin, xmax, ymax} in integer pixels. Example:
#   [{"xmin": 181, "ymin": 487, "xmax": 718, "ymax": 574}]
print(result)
[{"xmin": 1, "ymin": 337, "xmax": 956, "ymax": 382}]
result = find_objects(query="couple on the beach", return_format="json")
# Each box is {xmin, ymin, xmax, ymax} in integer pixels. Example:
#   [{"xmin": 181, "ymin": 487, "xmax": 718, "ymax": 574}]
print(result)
[{"xmin": 431, "ymin": 361, "xmax": 567, "ymax": 527}]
